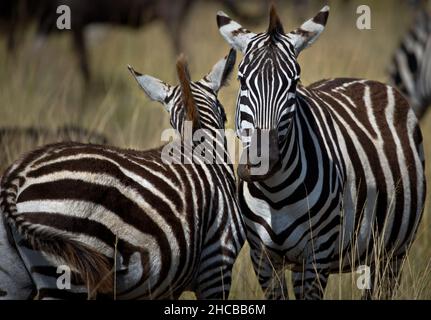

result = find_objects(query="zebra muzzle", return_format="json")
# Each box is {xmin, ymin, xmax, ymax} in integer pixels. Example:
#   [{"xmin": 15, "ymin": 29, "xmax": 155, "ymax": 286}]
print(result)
[{"xmin": 238, "ymin": 128, "xmax": 280, "ymax": 181}]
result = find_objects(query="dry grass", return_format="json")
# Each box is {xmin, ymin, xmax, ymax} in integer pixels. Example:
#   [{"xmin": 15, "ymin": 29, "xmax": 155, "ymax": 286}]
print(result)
[{"xmin": 0, "ymin": 0, "xmax": 430, "ymax": 299}]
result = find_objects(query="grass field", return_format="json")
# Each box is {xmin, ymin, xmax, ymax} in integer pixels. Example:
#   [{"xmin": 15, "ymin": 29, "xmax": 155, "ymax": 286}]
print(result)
[{"xmin": 0, "ymin": 0, "xmax": 430, "ymax": 299}]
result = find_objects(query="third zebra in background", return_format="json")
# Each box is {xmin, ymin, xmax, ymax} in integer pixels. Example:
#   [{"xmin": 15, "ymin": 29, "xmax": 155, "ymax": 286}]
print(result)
[
  {"xmin": 217, "ymin": 5, "xmax": 426, "ymax": 299},
  {"xmin": 389, "ymin": 6, "xmax": 431, "ymax": 119},
  {"xmin": 0, "ymin": 50, "xmax": 245, "ymax": 299}
]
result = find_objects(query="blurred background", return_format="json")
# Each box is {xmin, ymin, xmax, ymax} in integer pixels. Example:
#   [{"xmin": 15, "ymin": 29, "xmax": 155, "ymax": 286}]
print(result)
[{"xmin": 0, "ymin": 0, "xmax": 430, "ymax": 299}]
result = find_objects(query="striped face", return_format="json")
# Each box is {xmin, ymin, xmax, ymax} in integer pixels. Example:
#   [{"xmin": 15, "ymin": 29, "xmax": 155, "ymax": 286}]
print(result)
[
  {"xmin": 235, "ymin": 32, "xmax": 300, "ymax": 142},
  {"xmin": 217, "ymin": 5, "xmax": 329, "ymax": 181},
  {"xmin": 128, "ymin": 50, "xmax": 236, "ymax": 135}
]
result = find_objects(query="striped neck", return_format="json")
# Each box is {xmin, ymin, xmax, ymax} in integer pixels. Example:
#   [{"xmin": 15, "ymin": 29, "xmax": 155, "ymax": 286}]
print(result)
[{"xmin": 272, "ymin": 107, "xmax": 299, "ymax": 182}]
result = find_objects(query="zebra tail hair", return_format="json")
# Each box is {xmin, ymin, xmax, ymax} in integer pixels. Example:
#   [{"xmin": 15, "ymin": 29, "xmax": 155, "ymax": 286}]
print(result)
[{"xmin": 27, "ymin": 232, "xmax": 114, "ymax": 296}]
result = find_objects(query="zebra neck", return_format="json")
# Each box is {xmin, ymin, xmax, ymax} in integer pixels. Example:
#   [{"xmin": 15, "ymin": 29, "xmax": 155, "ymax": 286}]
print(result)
[{"xmin": 188, "ymin": 129, "xmax": 236, "ymax": 182}]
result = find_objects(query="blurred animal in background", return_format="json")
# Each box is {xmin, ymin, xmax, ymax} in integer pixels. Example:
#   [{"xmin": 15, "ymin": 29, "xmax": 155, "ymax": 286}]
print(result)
[
  {"xmin": 1, "ymin": 0, "xmax": 265, "ymax": 82},
  {"xmin": 0, "ymin": 125, "xmax": 109, "ymax": 171},
  {"xmin": 389, "ymin": 8, "xmax": 431, "ymax": 119},
  {"xmin": 0, "ymin": 0, "xmax": 16, "ymax": 51},
  {"xmin": 407, "ymin": 0, "xmax": 430, "ymax": 7},
  {"xmin": 283, "ymin": 0, "xmax": 428, "ymax": 15}
]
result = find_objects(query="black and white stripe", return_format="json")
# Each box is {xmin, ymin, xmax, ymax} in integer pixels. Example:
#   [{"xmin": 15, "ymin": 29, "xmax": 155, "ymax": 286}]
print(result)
[
  {"xmin": 0, "ymin": 50, "xmax": 245, "ymax": 300},
  {"xmin": 218, "ymin": 5, "xmax": 426, "ymax": 299},
  {"xmin": 389, "ymin": 8, "xmax": 431, "ymax": 119}
]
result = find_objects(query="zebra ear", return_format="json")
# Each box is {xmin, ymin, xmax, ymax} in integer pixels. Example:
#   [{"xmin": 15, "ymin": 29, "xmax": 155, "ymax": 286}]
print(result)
[
  {"xmin": 128, "ymin": 65, "xmax": 172, "ymax": 110},
  {"xmin": 289, "ymin": 5, "xmax": 329, "ymax": 55},
  {"xmin": 206, "ymin": 49, "xmax": 236, "ymax": 92},
  {"xmin": 217, "ymin": 11, "xmax": 256, "ymax": 53}
]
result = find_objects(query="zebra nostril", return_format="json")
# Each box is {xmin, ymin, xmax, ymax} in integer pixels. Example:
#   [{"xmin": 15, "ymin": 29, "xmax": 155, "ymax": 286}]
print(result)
[{"xmin": 0, "ymin": 289, "xmax": 6, "ymax": 297}]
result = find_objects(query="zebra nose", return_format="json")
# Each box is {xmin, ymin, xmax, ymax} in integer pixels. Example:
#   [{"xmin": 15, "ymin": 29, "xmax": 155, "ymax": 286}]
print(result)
[{"xmin": 237, "ymin": 128, "xmax": 281, "ymax": 181}]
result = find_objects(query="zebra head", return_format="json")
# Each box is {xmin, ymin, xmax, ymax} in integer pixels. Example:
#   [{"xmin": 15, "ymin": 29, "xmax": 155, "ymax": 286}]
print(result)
[
  {"xmin": 128, "ymin": 49, "xmax": 236, "ymax": 135},
  {"xmin": 217, "ymin": 5, "xmax": 329, "ymax": 181}
]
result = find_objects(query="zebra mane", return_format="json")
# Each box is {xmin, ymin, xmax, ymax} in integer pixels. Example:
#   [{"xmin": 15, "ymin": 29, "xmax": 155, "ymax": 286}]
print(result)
[
  {"xmin": 176, "ymin": 54, "xmax": 200, "ymax": 130},
  {"xmin": 267, "ymin": 3, "xmax": 284, "ymax": 37}
]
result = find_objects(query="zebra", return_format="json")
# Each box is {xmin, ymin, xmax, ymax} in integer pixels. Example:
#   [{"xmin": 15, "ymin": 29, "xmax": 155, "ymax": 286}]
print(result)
[
  {"xmin": 0, "ymin": 49, "xmax": 245, "ymax": 299},
  {"xmin": 389, "ymin": 8, "xmax": 431, "ymax": 119},
  {"xmin": 217, "ymin": 5, "xmax": 426, "ymax": 299}
]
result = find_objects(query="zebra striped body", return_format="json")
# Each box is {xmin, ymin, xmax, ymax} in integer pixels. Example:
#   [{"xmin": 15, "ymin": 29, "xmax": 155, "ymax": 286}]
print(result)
[
  {"xmin": 218, "ymin": 6, "xmax": 426, "ymax": 299},
  {"xmin": 389, "ymin": 9, "xmax": 431, "ymax": 118},
  {"xmin": 0, "ymin": 51, "xmax": 244, "ymax": 299}
]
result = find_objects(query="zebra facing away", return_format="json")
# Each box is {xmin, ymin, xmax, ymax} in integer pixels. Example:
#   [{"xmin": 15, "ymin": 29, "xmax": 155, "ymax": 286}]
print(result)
[
  {"xmin": 389, "ymin": 8, "xmax": 431, "ymax": 119},
  {"xmin": 217, "ymin": 5, "xmax": 426, "ymax": 299},
  {"xmin": 0, "ymin": 49, "xmax": 245, "ymax": 299}
]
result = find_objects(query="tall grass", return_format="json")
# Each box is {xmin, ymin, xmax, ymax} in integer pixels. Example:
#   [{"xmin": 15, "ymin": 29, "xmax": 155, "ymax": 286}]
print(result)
[{"xmin": 0, "ymin": 0, "xmax": 429, "ymax": 299}]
